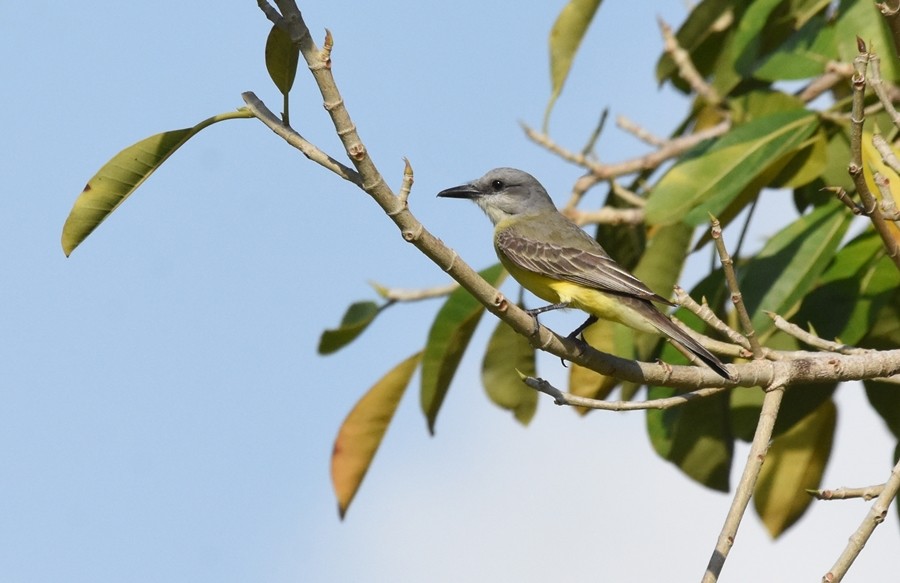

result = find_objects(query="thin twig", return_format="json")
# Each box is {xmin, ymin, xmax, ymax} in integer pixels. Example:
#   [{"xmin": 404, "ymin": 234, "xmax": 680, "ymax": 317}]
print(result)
[
  {"xmin": 659, "ymin": 18, "xmax": 721, "ymax": 106},
  {"xmin": 581, "ymin": 109, "xmax": 608, "ymax": 156},
  {"xmin": 674, "ymin": 287, "xmax": 753, "ymax": 355},
  {"xmin": 617, "ymin": 115, "xmax": 667, "ymax": 147},
  {"xmin": 798, "ymin": 62, "xmax": 855, "ymax": 103},
  {"xmin": 867, "ymin": 51, "xmax": 900, "ymax": 129},
  {"xmin": 769, "ymin": 313, "xmax": 870, "ymax": 355},
  {"xmin": 822, "ymin": 456, "xmax": 900, "ymax": 582},
  {"xmin": 824, "ymin": 186, "xmax": 864, "ymax": 214},
  {"xmin": 523, "ymin": 117, "xmax": 732, "ymax": 183},
  {"xmin": 564, "ymin": 206, "xmax": 645, "ymax": 227},
  {"xmin": 523, "ymin": 375, "xmax": 728, "ymax": 409},
  {"xmin": 848, "ymin": 42, "xmax": 900, "ymax": 269},
  {"xmin": 369, "ymin": 281, "xmax": 459, "ymax": 302},
  {"xmin": 809, "ymin": 484, "xmax": 885, "ymax": 501},
  {"xmin": 703, "ymin": 383, "xmax": 786, "ymax": 583},
  {"xmin": 242, "ymin": 92, "xmax": 361, "ymax": 185},
  {"xmin": 710, "ymin": 216, "xmax": 763, "ymax": 358}
]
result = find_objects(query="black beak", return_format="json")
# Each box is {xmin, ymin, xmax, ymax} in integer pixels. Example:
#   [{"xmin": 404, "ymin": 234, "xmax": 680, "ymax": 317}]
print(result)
[{"xmin": 437, "ymin": 184, "xmax": 481, "ymax": 199}]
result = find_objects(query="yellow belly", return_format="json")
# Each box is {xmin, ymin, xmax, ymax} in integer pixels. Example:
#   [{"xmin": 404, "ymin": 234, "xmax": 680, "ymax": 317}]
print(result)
[{"xmin": 501, "ymin": 257, "xmax": 658, "ymax": 335}]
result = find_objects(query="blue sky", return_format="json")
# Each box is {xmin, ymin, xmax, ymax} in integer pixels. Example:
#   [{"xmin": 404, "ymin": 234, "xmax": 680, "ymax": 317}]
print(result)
[{"xmin": 3, "ymin": 1, "xmax": 898, "ymax": 581}]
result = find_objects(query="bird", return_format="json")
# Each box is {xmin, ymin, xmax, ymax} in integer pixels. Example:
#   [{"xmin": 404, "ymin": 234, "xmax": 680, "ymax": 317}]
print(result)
[{"xmin": 437, "ymin": 167, "xmax": 731, "ymax": 380}]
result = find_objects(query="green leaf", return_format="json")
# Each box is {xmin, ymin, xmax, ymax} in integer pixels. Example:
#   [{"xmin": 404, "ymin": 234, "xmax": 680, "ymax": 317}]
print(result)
[
  {"xmin": 61, "ymin": 109, "xmax": 253, "ymax": 256},
  {"xmin": 793, "ymin": 231, "xmax": 900, "ymax": 345},
  {"xmin": 645, "ymin": 109, "xmax": 819, "ymax": 226},
  {"xmin": 318, "ymin": 301, "xmax": 382, "ymax": 355},
  {"xmin": 631, "ymin": 223, "xmax": 694, "ymax": 359},
  {"xmin": 710, "ymin": 0, "xmax": 785, "ymax": 96},
  {"xmin": 730, "ymin": 386, "xmax": 765, "ymax": 442},
  {"xmin": 482, "ymin": 319, "xmax": 537, "ymax": 425},
  {"xmin": 646, "ymin": 387, "xmax": 732, "ymax": 492},
  {"xmin": 833, "ymin": 0, "xmax": 899, "ymax": 82},
  {"xmin": 331, "ymin": 352, "xmax": 421, "ymax": 519},
  {"xmin": 420, "ymin": 264, "xmax": 506, "ymax": 434},
  {"xmin": 265, "ymin": 24, "xmax": 300, "ymax": 95},
  {"xmin": 728, "ymin": 89, "xmax": 806, "ymax": 125},
  {"xmin": 729, "ymin": 331, "xmax": 836, "ymax": 441},
  {"xmin": 739, "ymin": 201, "xmax": 851, "ymax": 336},
  {"xmin": 754, "ymin": 399, "xmax": 836, "ymax": 537},
  {"xmin": 544, "ymin": 0, "xmax": 602, "ymax": 131},
  {"xmin": 754, "ymin": 12, "xmax": 836, "ymax": 81}
]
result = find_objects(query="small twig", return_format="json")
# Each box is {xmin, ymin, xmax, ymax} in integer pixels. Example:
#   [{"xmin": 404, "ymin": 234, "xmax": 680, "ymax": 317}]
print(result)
[
  {"xmin": 659, "ymin": 18, "xmax": 721, "ymax": 106},
  {"xmin": 822, "ymin": 456, "xmax": 900, "ymax": 582},
  {"xmin": 703, "ymin": 383, "xmax": 786, "ymax": 583},
  {"xmin": 798, "ymin": 62, "xmax": 855, "ymax": 103},
  {"xmin": 824, "ymin": 186, "xmax": 865, "ymax": 214},
  {"xmin": 872, "ymin": 134, "xmax": 900, "ymax": 175},
  {"xmin": 769, "ymin": 313, "xmax": 869, "ymax": 355},
  {"xmin": 242, "ymin": 92, "xmax": 362, "ymax": 185},
  {"xmin": 674, "ymin": 287, "xmax": 752, "ymax": 353},
  {"xmin": 809, "ymin": 484, "xmax": 885, "ymax": 501},
  {"xmin": 257, "ymin": 0, "xmax": 285, "ymax": 27},
  {"xmin": 521, "ymin": 123, "xmax": 592, "ymax": 167},
  {"xmin": 710, "ymin": 216, "xmax": 764, "ymax": 358},
  {"xmin": 731, "ymin": 196, "xmax": 758, "ymax": 262},
  {"xmin": 868, "ymin": 51, "xmax": 900, "ymax": 129},
  {"xmin": 617, "ymin": 115, "xmax": 667, "ymax": 147},
  {"xmin": 369, "ymin": 281, "xmax": 459, "ymax": 302},
  {"xmin": 522, "ymin": 375, "xmax": 729, "ymax": 410},
  {"xmin": 611, "ymin": 180, "xmax": 647, "ymax": 207},
  {"xmin": 848, "ymin": 42, "xmax": 900, "ymax": 270},
  {"xmin": 524, "ymin": 117, "xmax": 732, "ymax": 185},
  {"xmin": 581, "ymin": 109, "xmax": 608, "ymax": 156},
  {"xmin": 564, "ymin": 206, "xmax": 645, "ymax": 227}
]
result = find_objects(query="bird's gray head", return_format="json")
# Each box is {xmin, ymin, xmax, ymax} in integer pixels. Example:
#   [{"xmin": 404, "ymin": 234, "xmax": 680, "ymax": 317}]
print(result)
[{"xmin": 437, "ymin": 167, "xmax": 558, "ymax": 225}]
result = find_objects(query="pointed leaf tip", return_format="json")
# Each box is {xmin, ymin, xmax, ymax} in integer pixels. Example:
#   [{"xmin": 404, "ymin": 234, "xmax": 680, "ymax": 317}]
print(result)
[
  {"xmin": 61, "ymin": 110, "xmax": 252, "ymax": 256},
  {"xmin": 318, "ymin": 301, "xmax": 382, "ymax": 355},
  {"xmin": 545, "ymin": 0, "xmax": 603, "ymax": 131},
  {"xmin": 331, "ymin": 352, "xmax": 421, "ymax": 518}
]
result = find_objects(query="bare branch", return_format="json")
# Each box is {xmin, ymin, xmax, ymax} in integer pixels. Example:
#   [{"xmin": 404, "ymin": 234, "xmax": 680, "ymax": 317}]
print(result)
[
  {"xmin": 658, "ymin": 18, "xmax": 721, "ymax": 106},
  {"xmin": 848, "ymin": 45, "xmax": 900, "ymax": 270},
  {"xmin": 868, "ymin": 52, "xmax": 900, "ymax": 129},
  {"xmin": 710, "ymin": 216, "xmax": 763, "ymax": 358},
  {"xmin": 242, "ymin": 92, "xmax": 361, "ymax": 184},
  {"xmin": 369, "ymin": 281, "xmax": 459, "ymax": 302},
  {"xmin": 563, "ymin": 206, "xmax": 645, "ymax": 227},
  {"xmin": 522, "ymin": 374, "xmax": 729, "ymax": 410},
  {"xmin": 809, "ymin": 484, "xmax": 885, "ymax": 501},
  {"xmin": 617, "ymin": 114, "xmax": 667, "ymax": 147},
  {"xmin": 769, "ymin": 313, "xmax": 870, "ymax": 355},
  {"xmin": 822, "ymin": 456, "xmax": 900, "ymax": 582},
  {"xmin": 798, "ymin": 62, "xmax": 855, "ymax": 103},
  {"xmin": 703, "ymin": 383, "xmax": 786, "ymax": 583}
]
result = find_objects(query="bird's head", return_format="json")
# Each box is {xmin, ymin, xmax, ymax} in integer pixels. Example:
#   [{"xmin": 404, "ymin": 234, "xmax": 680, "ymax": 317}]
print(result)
[{"xmin": 437, "ymin": 167, "xmax": 557, "ymax": 225}]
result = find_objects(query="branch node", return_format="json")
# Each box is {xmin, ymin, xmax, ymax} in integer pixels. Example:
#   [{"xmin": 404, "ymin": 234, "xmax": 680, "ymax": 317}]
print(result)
[{"xmin": 401, "ymin": 223, "xmax": 424, "ymax": 243}]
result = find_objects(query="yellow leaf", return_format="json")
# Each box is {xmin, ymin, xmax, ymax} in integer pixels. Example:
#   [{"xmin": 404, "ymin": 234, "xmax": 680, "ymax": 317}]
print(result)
[
  {"xmin": 331, "ymin": 352, "xmax": 421, "ymax": 519},
  {"xmin": 754, "ymin": 399, "xmax": 836, "ymax": 537}
]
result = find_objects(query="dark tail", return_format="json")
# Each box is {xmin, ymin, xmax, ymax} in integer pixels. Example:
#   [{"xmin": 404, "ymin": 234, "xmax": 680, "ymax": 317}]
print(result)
[{"xmin": 643, "ymin": 304, "xmax": 732, "ymax": 380}]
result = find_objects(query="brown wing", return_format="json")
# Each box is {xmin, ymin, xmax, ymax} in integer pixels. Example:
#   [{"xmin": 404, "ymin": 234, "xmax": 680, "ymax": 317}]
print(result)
[{"xmin": 496, "ymin": 228, "xmax": 673, "ymax": 305}]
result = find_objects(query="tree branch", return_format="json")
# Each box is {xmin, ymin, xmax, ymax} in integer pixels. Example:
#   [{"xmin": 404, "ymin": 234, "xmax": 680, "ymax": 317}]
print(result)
[
  {"xmin": 703, "ymin": 383, "xmax": 786, "ymax": 583},
  {"xmin": 822, "ymin": 456, "xmax": 900, "ymax": 582}
]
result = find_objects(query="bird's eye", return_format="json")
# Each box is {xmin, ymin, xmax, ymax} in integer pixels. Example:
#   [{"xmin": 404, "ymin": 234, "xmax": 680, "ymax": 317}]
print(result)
[{"xmin": 491, "ymin": 179, "xmax": 504, "ymax": 191}]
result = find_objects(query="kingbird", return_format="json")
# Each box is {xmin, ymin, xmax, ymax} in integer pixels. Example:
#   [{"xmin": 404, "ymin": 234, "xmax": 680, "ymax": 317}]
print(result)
[{"xmin": 438, "ymin": 167, "xmax": 731, "ymax": 380}]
